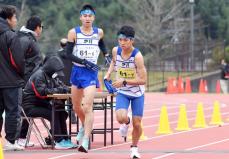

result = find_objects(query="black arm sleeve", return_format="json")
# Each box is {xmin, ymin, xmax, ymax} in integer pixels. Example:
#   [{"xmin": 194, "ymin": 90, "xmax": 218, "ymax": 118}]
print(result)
[
  {"xmin": 98, "ymin": 38, "xmax": 108, "ymax": 56},
  {"xmin": 66, "ymin": 41, "xmax": 84, "ymax": 64}
]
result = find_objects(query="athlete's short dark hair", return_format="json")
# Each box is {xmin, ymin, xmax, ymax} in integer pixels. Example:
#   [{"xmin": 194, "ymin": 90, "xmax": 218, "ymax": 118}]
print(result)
[
  {"xmin": 26, "ymin": 16, "xmax": 42, "ymax": 31},
  {"xmin": 80, "ymin": 4, "xmax": 95, "ymax": 15},
  {"xmin": 117, "ymin": 26, "xmax": 135, "ymax": 38},
  {"xmin": 0, "ymin": 5, "xmax": 16, "ymax": 20}
]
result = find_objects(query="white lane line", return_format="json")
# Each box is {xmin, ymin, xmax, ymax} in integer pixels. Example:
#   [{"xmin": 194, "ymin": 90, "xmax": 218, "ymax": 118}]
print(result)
[
  {"xmin": 48, "ymin": 123, "xmax": 229, "ymax": 159},
  {"xmin": 48, "ymin": 153, "xmax": 76, "ymax": 159},
  {"xmin": 152, "ymin": 138, "xmax": 229, "ymax": 159},
  {"xmin": 186, "ymin": 138, "xmax": 229, "ymax": 151}
]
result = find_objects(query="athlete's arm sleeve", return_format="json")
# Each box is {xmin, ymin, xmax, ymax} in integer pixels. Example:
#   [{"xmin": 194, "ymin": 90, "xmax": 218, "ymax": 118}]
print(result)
[
  {"xmin": 66, "ymin": 41, "xmax": 100, "ymax": 71},
  {"xmin": 99, "ymin": 39, "xmax": 112, "ymax": 66},
  {"xmin": 65, "ymin": 41, "xmax": 84, "ymax": 64},
  {"xmin": 98, "ymin": 38, "xmax": 108, "ymax": 56}
]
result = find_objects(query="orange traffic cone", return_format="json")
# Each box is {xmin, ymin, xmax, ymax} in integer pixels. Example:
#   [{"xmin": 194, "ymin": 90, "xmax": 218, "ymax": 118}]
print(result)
[
  {"xmin": 177, "ymin": 77, "xmax": 184, "ymax": 93},
  {"xmin": 199, "ymin": 79, "xmax": 205, "ymax": 93},
  {"xmin": 215, "ymin": 80, "xmax": 221, "ymax": 94},
  {"xmin": 204, "ymin": 80, "xmax": 208, "ymax": 93},
  {"xmin": 166, "ymin": 78, "xmax": 173, "ymax": 93},
  {"xmin": 166, "ymin": 77, "xmax": 178, "ymax": 94},
  {"xmin": 185, "ymin": 77, "xmax": 192, "ymax": 93},
  {"xmin": 166, "ymin": 78, "xmax": 171, "ymax": 93},
  {"xmin": 172, "ymin": 77, "xmax": 178, "ymax": 93}
]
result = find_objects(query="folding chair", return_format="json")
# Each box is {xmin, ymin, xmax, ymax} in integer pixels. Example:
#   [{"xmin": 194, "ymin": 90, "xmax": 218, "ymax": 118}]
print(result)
[{"xmin": 20, "ymin": 107, "xmax": 52, "ymax": 148}]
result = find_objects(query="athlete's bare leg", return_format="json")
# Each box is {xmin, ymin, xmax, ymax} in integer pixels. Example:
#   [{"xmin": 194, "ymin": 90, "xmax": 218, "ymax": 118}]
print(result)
[
  {"xmin": 116, "ymin": 109, "xmax": 129, "ymax": 124},
  {"xmin": 131, "ymin": 117, "xmax": 142, "ymax": 146},
  {"xmin": 72, "ymin": 85, "xmax": 84, "ymax": 124},
  {"xmin": 82, "ymin": 85, "xmax": 96, "ymax": 138}
]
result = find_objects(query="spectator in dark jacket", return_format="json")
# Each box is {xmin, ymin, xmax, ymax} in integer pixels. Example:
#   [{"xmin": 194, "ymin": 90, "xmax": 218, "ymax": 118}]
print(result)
[
  {"xmin": 0, "ymin": 5, "xmax": 25, "ymax": 151},
  {"xmin": 19, "ymin": 55, "xmax": 75, "ymax": 149},
  {"xmin": 17, "ymin": 16, "xmax": 43, "ymax": 84},
  {"xmin": 220, "ymin": 59, "xmax": 228, "ymax": 93}
]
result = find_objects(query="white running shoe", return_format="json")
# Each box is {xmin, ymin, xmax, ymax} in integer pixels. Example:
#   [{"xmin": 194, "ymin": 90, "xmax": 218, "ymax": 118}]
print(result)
[
  {"xmin": 130, "ymin": 146, "xmax": 141, "ymax": 159},
  {"xmin": 119, "ymin": 124, "xmax": 129, "ymax": 137},
  {"xmin": 4, "ymin": 140, "xmax": 24, "ymax": 151},
  {"xmin": 17, "ymin": 138, "xmax": 34, "ymax": 147}
]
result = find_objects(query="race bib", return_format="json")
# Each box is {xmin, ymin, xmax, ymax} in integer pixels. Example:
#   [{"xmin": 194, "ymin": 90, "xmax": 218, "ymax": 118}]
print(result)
[
  {"xmin": 117, "ymin": 68, "xmax": 136, "ymax": 79},
  {"xmin": 74, "ymin": 45, "xmax": 100, "ymax": 63},
  {"xmin": 79, "ymin": 49, "xmax": 96, "ymax": 58}
]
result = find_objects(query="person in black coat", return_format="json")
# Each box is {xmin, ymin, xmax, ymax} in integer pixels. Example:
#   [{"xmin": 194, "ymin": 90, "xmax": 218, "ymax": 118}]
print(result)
[
  {"xmin": 0, "ymin": 5, "xmax": 25, "ymax": 151},
  {"xmin": 17, "ymin": 16, "xmax": 43, "ymax": 84},
  {"xmin": 19, "ymin": 55, "xmax": 75, "ymax": 149},
  {"xmin": 220, "ymin": 59, "xmax": 229, "ymax": 93}
]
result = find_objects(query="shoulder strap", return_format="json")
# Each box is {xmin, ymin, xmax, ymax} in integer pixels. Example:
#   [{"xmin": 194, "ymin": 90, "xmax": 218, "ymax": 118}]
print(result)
[
  {"xmin": 74, "ymin": 26, "xmax": 81, "ymax": 34},
  {"xmin": 117, "ymin": 46, "xmax": 122, "ymax": 55},
  {"xmin": 93, "ymin": 27, "xmax": 98, "ymax": 34},
  {"xmin": 131, "ymin": 48, "xmax": 139, "ymax": 57}
]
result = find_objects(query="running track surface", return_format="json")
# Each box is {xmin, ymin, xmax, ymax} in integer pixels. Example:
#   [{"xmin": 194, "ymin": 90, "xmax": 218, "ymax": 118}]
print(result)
[{"xmin": 4, "ymin": 93, "xmax": 229, "ymax": 159}]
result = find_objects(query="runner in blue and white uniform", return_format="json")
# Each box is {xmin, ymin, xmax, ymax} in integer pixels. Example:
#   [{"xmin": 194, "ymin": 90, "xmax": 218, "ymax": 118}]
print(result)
[
  {"xmin": 65, "ymin": 4, "xmax": 111, "ymax": 153},
  {"xmin": 104, "ymin": 26, "xmax": 147, "ymax": 159}
]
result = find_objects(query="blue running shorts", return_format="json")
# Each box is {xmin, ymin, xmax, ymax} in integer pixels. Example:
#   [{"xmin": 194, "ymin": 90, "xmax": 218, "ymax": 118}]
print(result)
[
  {"xmin": 70, "ymin": 65, "xmax": 100, "ymax": 89},
  {"xmin": 116, "ymin": 93, "xmax": 144, "ymax": 117}
]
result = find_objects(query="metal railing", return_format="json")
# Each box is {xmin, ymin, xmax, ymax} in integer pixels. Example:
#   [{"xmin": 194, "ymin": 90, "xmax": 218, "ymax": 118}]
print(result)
[{"xmin": 99, "ymin": 63, "xmax": 219, "ymax": 92}]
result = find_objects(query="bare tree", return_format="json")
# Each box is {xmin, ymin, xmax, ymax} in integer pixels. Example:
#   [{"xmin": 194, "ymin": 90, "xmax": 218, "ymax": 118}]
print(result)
[
  {"xmin": 134, "ymin": 0, "xmax": 192, "ymax": 55},
  {"xmin": 17, "ymin": 0, "xmax": 31, "ymax": 29}
]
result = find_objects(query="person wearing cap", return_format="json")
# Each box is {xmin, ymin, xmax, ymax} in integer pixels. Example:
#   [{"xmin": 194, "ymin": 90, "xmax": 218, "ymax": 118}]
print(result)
[
  {"xmin": 19, "ymin": 55, "xmax": 75, "ymax": 149},
  {"xmin": 104, "ymin": 26, "xmax": 147, "ymax": 159},
  {"xmin": 65, "ymin": 4, "xmax": 111, "ymax": 153}
]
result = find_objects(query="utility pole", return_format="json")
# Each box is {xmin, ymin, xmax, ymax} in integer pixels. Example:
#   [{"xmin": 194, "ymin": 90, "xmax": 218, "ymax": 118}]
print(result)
[{"xmin": 189, "ymin": 0, "xmax": 195, "ymax": 71}]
